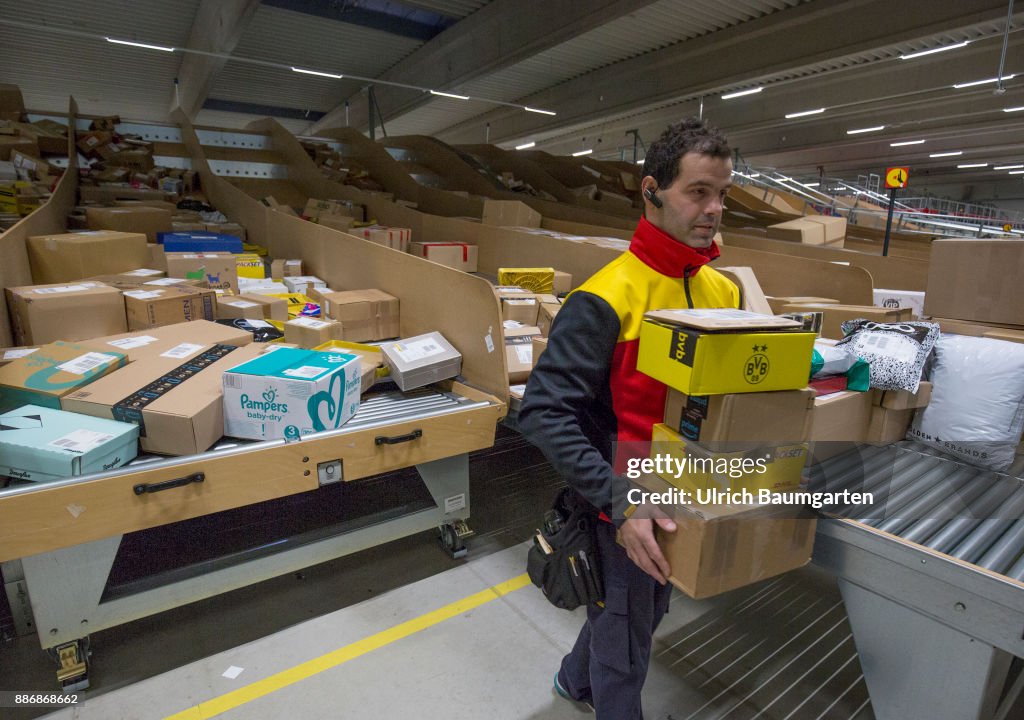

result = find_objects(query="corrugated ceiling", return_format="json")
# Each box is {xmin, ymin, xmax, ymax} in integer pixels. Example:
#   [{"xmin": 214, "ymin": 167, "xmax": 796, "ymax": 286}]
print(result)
[{"xmin": 399, "ymin": 0, "xmax": 492, "ymax": 19}]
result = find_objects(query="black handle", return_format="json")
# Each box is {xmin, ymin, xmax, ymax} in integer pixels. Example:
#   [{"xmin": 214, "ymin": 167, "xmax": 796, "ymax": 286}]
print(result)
[
  {"xmin": 375, "ymin": 429, "xmax": 423, "ymax": 446},
  {"xmin": 134, "ymin": 472, "xmax": 205, "ymax": 496}
]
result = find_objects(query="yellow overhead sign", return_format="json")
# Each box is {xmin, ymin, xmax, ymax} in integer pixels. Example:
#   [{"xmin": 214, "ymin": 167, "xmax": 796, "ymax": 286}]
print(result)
[{"xmin": 885, "ymin": 167, "xmax": 909, "ymax": 189}]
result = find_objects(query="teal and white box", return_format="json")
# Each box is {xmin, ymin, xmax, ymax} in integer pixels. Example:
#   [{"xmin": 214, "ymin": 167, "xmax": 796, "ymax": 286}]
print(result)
[
  {"xmin": 0, "ymin": 405, "xmax": 139, "ymax": 482},
  {"xmin": 222, "ymin": 347, "xmax": 361, "ymax": 441}
]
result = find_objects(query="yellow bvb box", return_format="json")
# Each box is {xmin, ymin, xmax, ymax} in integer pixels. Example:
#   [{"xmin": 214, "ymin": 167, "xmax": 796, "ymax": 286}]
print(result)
[
  {"xmin": 638, "ymin": 309, "xmax": 816, "ymax": 395},
  {"xmin": 497, "ymin": 267, "xmax": 555, "ymax": 293}
]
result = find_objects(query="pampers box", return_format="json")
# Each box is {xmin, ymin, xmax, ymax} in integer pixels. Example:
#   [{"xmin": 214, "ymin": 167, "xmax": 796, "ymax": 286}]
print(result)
[
  {"xmin": 222, "ymin": 347, "xmax": 361, "ymax": 441},
  {"xmin": 0, "ymin": 405, "xmax": 139, "ymax": 482}
]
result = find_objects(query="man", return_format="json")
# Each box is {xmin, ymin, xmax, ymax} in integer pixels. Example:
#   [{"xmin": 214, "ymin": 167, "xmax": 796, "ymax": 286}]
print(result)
[{"xmin": 518, "ymin": 117, "xmax": 739, "ymax": 719}]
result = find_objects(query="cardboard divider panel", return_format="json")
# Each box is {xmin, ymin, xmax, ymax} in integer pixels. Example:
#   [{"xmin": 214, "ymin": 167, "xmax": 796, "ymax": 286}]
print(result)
[
  {"xmin": 0, "ymin": 97, "xmax": 80, "ymax": 346},
  {"xmin": 722, "ymin": 230, "xmax": 930, "ymax": 291}
]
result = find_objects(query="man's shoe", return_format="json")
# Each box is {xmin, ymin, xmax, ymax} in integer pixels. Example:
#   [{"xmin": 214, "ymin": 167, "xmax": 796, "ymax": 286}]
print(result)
[{"xmin": 553, "ymin": 673, "xmax": 594, "ymax": 712}]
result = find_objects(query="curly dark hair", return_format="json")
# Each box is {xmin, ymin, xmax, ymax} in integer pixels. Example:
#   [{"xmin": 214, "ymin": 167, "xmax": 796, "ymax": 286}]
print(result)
[{"xmin": 641, "ymin": 118, "xmax": 731, "ymax": 190}]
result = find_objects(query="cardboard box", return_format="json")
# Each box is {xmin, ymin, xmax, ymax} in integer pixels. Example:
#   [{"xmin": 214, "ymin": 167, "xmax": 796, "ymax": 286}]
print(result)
[
  {"xmin": 284, "ymin": 317, "xmax": 341, "ymax": 348},
  {"xmin": 504, "ymin": 326, "xmax": 542, "ymax": 383},
  {"xmin": 205, "ymin": 222, "xmax": 247, "ymax": 243},
  {"xmin": 502, "ymin": 297, "xmax": 539, "ymax": 325},
  {"xmin": 283, "ymin": 276, "xmax": 327, "ymax": 294},
  {"xmin": 408, "ymin": 242, "xmax": 478, "ymax": 272},
  {"xmin": 876, "ymin": 381, "xmax": 931, "ymax": 411},
  {"xmin": 809, "ymin": 390, "xmax": 873, "ymax": 443},
  {"xmin": 85, "ymin": 206, "xmax": 172, "ymax": 243},
  {"xmin": 640, "ymin": 474, "xmax": 816, "ymax": 599},
  {"xmin": 216, "ymin": 294, "xmax": 288, "ymax": 322},
  {"xmin": 531, "ymin": 336, "xmax": 548, "ymax": 368},
  {"xmin": 353, "ymin": 225, "xmax": 411, "ymax": 251},
  {"xmin": 123, "ymin": 285, "xmax": 216, "ymax": 330},
  {"xmin": 663, "ymin": 388, "xmax": 815, "ymax": 446},
  {"xmin": 537, "ymin": 303, "xmax": 561, "ymax": 336},
  {"xmin": 766, "ymin": 297, "xmax": 839, "ymax": 314},
  {"xmin": 91, "ymin": 320, "xmax": 253, "ymax": 362},
  {"xmin": 64, "ymin": 343, "xmax": 263, "ymax": 456},
  {"xmin": 767, "ymin": 219, "xmax": 827, "ymax": 245},
  {"xmin": 235, "ymin": 253, "xmax": 266, "ymax": 280},
  {"xmin": 165, "ymin": 252, "xmax": 240, "ymax": 293},
  {"xmin": 268, "ymin": 293, "xmax": 320, "ymax": 319},
  {"xmin": 0, "ymin": 405, "xmax": 139, "ymax": 483},
  {"xmin": 303, "ymin": 197, "xmax": 362, "ymax": 222},
  {"xmin": 319, "ymin": 289, "xmax": 400, "ymax": 342},
  {"xmin": 781, "ymin": 303, "xmax": 913, "ymax": 340},
  {"xmin": 924, "ymin": 239, "xmax": 1024, "ymax": 326},
  {"xmin": 650, "ymin": 423, "xmax": 807, "ymax": 494},
  {"xmin": 222, "ymin": 347, "xmax": 362, "ymax": 441},
  {"xmin": 313, "ymin": 340, "xmax": 383, "ymax": 394},
  {"xmin": 6, "ymin": 281, "xmax": 128, "ymax": 345},
  {"xmin": 481, "ymin": 199, "xmax": 541, "ymax": 227},
  {"xmin": 26, "ymin": 231, "xmax": 151, "ymax": 284},
  {"xmin": 552, "ymin": 270, "xmax": 572, "ymax": 295},
  {"xmin": 381, "ymin": 332, "xmax": 462, "ymax": 391},
  {"xmin": 867, "ymin": 406, "xmax": 915, "ymax": 443},
  {"xmin": 801, "ymin": 215, "xmax": 847, "ymax": 246},
  {"xmin": 0, "ymin": 341, "xmax": 127, "ymax": 411},
  {"xmin": 497, "ymin": 268, "xmax": 555, "ymax": 293},
  {"xmin": 873, "ymin": 289, "xmax": 925, "ymax": 319},
  {"xmin": 637, "ymin": 309, "xmax": 815, "ymax": 395},
  {"xmin": 148, "ymin": 242, "xmax": 167, "ymax": 271},
  {"xmin": 270, "ymin": 259, "xmax": 303, "ymax": 278}
]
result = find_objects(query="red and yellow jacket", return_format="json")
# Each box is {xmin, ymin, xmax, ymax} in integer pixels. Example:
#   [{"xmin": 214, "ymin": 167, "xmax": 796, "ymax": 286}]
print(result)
[{"xmin": 519, "ymin": 217, "xmax": 739, "ymax": 523}]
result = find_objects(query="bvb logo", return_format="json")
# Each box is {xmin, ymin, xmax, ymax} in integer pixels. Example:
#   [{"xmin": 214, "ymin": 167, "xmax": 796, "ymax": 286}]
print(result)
[{"xmin": 745, "ymin": 347, "xmax": 770, "ymax": 384}]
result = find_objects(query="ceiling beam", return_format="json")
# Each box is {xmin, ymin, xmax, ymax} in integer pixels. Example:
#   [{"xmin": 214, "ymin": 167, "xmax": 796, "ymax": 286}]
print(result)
[
  {"xmin": 308, "ymin": 0, "xmax": 660, "ymax": 134},
  {"xmin": 435, "ymin": 0, "xmax": 1013, "ymax": 146},
  {"xmin": 261, "ymin": 0, "xmax": 454, "ymax": 41},
  {"xmin": 172, "ymin": 0, "xmax": 261, "ymax": 119}
]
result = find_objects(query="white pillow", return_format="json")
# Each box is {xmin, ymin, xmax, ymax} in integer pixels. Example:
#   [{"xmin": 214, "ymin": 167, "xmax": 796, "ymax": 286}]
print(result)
[{"xmin": 907, "ymin": 334, "xmax": 1024, "ymax": 471}]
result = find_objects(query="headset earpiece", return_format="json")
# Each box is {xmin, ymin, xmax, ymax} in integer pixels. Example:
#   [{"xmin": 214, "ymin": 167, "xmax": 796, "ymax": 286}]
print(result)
[{"xmin": 644, "ymin": 187, "xmax": 663, "ymax": 209}]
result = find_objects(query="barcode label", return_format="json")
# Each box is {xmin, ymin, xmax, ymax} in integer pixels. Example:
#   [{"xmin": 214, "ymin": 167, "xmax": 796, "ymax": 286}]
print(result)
[
  {"xmin": 224, "ymin": 374, "xmax": 245, "ymax": 389},
  {"xmin": 144, "ymin": 278, "xmax": 185, "ymax": 286},
  {"xmin": 3, "ymin": 347, "xmax": 38, "ymax": 360},
  {"xmin": 161, "ymin": 343, "xmax": 203, "ymax": 359},
  {"xmin": 247, "ymin": 320, "xmax": 272, "ymax": 328},
  {"xmin": 33, "ymin": 284, "xmax": 91, "ymax": 294},
  {"xmin": 283, "ymin": 365, "xmax": 327, "ymax": 379},
  {"xmin": 123, "ymin": 290, "xmax": 164, "ymax": 299},
  {"xmin": 48, "ymin": 429, "xmax": 115, "ymax": 454},
  {"xmin": 290, "ymin": 317, "xmax": 329, "ymax": 328},
  {"xmin": 226, "ymin": 301, "xmax": 259, "ymax": 308},
  {"xmin": 514, "ymin": 345, "xmax": 533, "ymax": 364},
  {"xmin": 57, "ymin": 352, "xmax": 118, "ymax": 375},
  {"xmin": 392, "ymin": 338, "xmax": 445, "ymax": 362},
  {"xmin": 107, "ymin": 335, "xmax": 157, "ymax": 349},
  {"xmin": 863, "ymin": 334, "xmax": 917, "ymax": 363}
]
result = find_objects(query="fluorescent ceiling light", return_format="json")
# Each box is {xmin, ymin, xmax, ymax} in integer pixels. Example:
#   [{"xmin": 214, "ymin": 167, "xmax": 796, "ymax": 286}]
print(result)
[
  {"xmin": 994, "ymin": 164, "xmax": 1024, "ymax": 170},
  {"xmin": 524, "ymin": 106, "xmax": 556, "ymax": 116},
  {"xmin": 635, "ymin": 159, "xmax": 645, "ymax": 165},
  {"xmin": 953, "ymin": 74, "xmax": 1015, "ymax": 89},
  {"xmin": 847, "ymin": 125, "xmax": 885, "ymax": 135},
  {"xmin": 929, "ymin": 151, "xmax": 963, "ymax": 158},
  {"xmin": 899, "ymin": 41, "xmax": 970, "ymax": 60},
  {"xmin": 106, "ymin": 37, "xmax": 174, "ymax": 52},
  {"xmin": 291, "ymin": 67, "xmax": 343, "ymax": 79},
  {"xmin": 1004, "ymin": 106, "xmax": 1024, "ymax": 112},
  {"xmin": 957, "ymin": 163, "xmax": 988, "ymax": 168},
  {"xmin": 890, "ymin": 139, "xmax": 926, "ymax": 146},
  {"xmin": 803, "ymin": 182, "xmax": 820, "ymax": 187},
  {"xmin": 721, "ymin": 87, "xmax": 763, "ymax": 100},
  {"xmin": 572, "ymin": 149, "xmax": 593, "ymax": 157},
  {"xmin": 430, "ymin": 90, "xmax": 469, "ymax": 100},
  {"xmin": 785, "ymin": 108, "xmax": 825, "ymax": 119},
  {"xmin": 515, "ymin": 142, "xmax": 535, "ymax": 150},
  {"xmin": 1010, "ymin": 170, "xmax": 1024, "ymax": 174}
]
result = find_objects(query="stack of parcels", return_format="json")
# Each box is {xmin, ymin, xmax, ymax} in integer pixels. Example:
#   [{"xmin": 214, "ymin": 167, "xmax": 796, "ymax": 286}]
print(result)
[
  {"xmin": 634, "ymin": 308, "xmax": 819, "ymax": 598},
  {"xmin": 302, "ymin": 197, "xmax": 367, "ymax": 225},
  {"xmin": 283, "ymin": 289, "xmax": 399, "ymax": 347}
]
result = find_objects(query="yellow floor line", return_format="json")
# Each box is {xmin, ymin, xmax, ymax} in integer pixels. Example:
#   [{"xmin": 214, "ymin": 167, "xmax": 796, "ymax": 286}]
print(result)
[{"xmin": 164, "ymin": 573, "xmax": 532, "ymax": 720}]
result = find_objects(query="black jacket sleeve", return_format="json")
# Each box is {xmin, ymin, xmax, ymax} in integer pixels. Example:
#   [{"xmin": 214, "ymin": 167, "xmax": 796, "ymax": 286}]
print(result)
[{"xmin": 518, "ymin": 290, "xmax": 633, "ymax": 524}]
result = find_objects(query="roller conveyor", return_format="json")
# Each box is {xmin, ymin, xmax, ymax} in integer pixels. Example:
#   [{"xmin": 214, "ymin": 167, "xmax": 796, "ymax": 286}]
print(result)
[{"xmin": 808, "ymin": 442, "xmax": 1024, "ymax": 720}]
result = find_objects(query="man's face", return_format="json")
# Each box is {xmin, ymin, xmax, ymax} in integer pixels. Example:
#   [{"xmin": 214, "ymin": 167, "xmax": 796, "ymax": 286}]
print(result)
[{"xmin": 646, "ymin": 153, "xmax": 732, "ymax": 249}]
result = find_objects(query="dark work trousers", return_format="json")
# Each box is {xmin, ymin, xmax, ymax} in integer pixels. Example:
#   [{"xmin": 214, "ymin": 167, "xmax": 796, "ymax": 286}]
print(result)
[{"xmin": 558, "ymin": 518, "xmax": 673, "ymax": 720}]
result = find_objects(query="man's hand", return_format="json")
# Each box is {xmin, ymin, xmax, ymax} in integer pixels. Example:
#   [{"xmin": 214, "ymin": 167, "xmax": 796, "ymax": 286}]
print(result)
[{"xmin": 619, "ymin": 515, "xmax": 677, "ymax": 584}]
